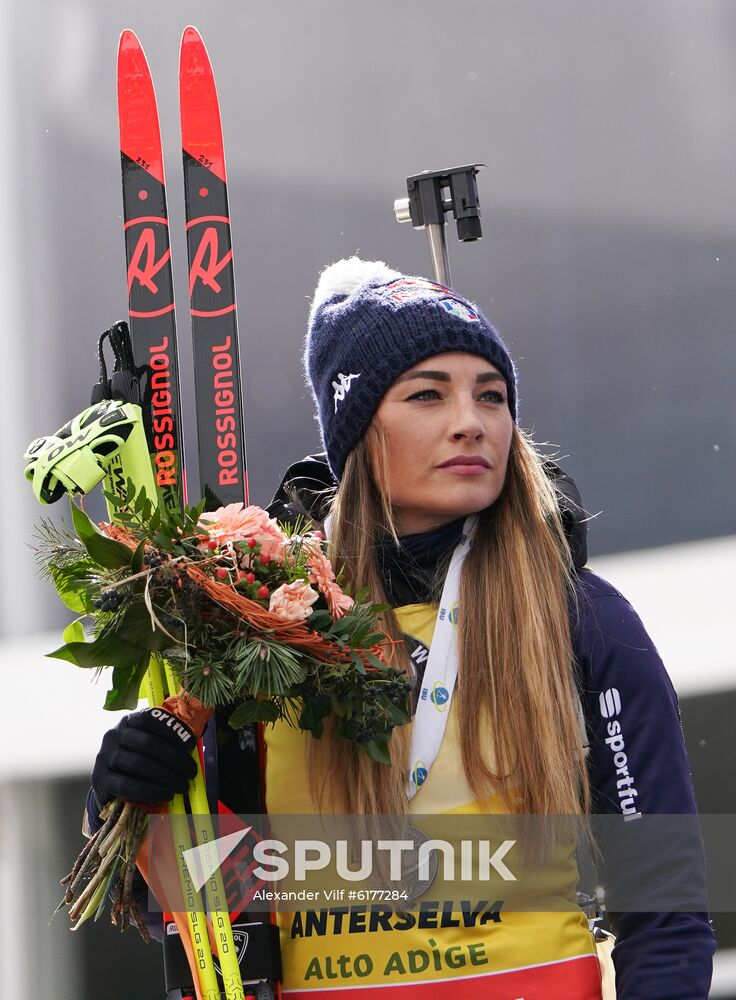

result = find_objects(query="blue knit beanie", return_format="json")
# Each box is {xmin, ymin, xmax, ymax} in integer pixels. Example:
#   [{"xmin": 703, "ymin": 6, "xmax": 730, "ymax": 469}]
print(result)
[{"xmin": 305, "ymin": 257, "xmax": 517, "ymax": 481}]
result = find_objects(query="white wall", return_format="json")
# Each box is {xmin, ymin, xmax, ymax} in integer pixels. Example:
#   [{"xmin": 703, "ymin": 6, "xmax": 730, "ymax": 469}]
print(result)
[{"xmin": 590, "ymin": 534, "xmax": 736, "ymax": 698}]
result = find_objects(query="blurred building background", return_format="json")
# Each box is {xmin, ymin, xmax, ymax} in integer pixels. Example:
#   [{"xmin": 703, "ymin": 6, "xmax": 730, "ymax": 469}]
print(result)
[{"xmin": 0, "ymin": 1, "xmax": 733, "ymax": 996}]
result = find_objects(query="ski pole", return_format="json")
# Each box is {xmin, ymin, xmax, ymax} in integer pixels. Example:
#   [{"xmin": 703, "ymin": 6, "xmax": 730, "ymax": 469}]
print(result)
[
  {"xmin": 145, "ymin": 661, "xmax": 221, "ymax": 1000},
  {"xmin": 161, "ymin": 658, "xmax": 246, "ymax": 1000}
]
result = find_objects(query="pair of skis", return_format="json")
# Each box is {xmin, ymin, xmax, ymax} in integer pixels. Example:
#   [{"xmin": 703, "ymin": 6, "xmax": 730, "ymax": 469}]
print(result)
[
  {"xmin": 117, "ymin": 27, "xmax": 272, "ymax": 1000},
  {"xmin": 118, "ymin": 25, "xmax": 247, "ymax": 514}
]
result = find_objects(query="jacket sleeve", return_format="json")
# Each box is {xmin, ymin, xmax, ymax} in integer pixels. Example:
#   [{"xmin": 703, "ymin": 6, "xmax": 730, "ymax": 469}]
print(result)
[{"xmin": 573, "ymin": 570, "xmax": 716, "ymax": 1000}]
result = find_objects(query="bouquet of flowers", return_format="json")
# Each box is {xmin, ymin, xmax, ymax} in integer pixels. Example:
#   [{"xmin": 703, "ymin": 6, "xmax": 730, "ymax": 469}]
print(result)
[{"xmin": 34, "ymin": 487, "xmax": 411, "ymax": 931}]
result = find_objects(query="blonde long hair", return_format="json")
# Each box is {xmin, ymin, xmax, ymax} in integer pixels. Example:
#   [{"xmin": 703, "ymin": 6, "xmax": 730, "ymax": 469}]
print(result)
[{"xmin": 308, "ymin": 423, "xmax": 589, "ymax": 817}]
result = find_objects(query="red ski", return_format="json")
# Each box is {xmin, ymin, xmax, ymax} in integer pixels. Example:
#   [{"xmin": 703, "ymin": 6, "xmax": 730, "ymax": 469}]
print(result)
[
  {"xmin": 179, "ymin": 25, "xmax": 248, "ymax": 510},
  {"xmin": 117, "ymin": 29, "xmax": 186, "ymax": 515}
]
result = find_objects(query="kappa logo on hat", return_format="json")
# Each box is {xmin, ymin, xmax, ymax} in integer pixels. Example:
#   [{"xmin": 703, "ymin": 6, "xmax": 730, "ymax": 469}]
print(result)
[
  {"xmin": 332, "ymin": 372, "xmax": 361, "ymax": 411},
  {"xmin": 440, "ymin": 298, "xmax": 479, "ymax": 322}
]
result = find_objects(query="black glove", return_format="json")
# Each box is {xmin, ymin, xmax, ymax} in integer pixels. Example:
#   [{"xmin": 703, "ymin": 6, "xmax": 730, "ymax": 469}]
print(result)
[{"xmin": 91, "ymin": 707, "xmax": 198, "ymax": 808}]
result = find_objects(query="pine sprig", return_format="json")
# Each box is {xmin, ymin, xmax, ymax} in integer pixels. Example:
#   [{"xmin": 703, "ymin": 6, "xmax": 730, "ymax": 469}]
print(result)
[
  {"xmin": 31, "ymin": 517, "xmax": 88, "ymax": 578},
  {"xmin": 174, "ymin": 655, "xmax": 235, "ymax": 704},
  {"xmin": 229, "ymin": 637, "xmax": 307, "ymax": 697}
]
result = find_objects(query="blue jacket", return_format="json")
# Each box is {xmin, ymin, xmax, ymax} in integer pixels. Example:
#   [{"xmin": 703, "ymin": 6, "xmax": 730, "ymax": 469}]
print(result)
[{"xmin": 574, "ymin": 569, "xmax": 715, "ymax": 998}]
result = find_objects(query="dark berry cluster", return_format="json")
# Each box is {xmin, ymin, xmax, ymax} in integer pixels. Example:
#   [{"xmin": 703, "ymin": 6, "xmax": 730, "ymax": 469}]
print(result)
[
  {"xmin": 346, "ymin": 716, "xmax": 376, "ymax": 744},
  {"xmin": 385, "ymin": 676, "xmax": 412, "ymax": 706},
  {"xmin": 329, "ymin": 673, "xmax": 355, "ymax": 697},
  {"xmin": 348, "ymin": 702, "xmax": 398, "ymax": 744},
  {"xmin": 143, "ymin": 551, "xmax": 165, "ymax": 569},
  {"xmin": 93, "ymin": 589, "xmax": 124, "ymax": 613}
]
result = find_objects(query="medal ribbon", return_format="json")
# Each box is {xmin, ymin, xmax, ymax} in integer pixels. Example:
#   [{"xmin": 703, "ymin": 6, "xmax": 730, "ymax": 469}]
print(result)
[
  {"xmin": 406, "ymin": 514, "xmax": 477, "ymax": 799},
  {"xmin": 324, "ymin": 512, "xmax": 478, "ymax": 800}
]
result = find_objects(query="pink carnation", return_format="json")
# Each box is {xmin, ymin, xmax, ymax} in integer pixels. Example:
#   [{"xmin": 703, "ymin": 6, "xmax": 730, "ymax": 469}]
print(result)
[
  {"xmin": 306, "ymin": 542, "xmax": 354, "ymax": 619},
  {"xmin": 268, "ymin": 580, "xmax": 319, "ymax": 622},
  {"xmin": 199, "ymin": 504, "xmax": 287, "ymax": 563}
]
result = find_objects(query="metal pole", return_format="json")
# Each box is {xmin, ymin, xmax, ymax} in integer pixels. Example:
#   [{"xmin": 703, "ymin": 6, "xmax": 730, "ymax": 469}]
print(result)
[{"xmin": 424, "ymin": 222, "xmax": 452, "ymax": 287}]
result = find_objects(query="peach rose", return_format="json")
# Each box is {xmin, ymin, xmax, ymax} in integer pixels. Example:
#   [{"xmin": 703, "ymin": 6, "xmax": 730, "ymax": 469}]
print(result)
[
  {"xmin": 268, "ymin": 580, "xmax": 320, "ymax": 622},
  {"xmin": 199, "ymin": 503, "xmax": 287, "ymax": 563}
]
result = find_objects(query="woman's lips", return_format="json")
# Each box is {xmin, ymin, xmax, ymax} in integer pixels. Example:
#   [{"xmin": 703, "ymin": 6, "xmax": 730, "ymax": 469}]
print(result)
[{"xmin": 439, "ymin": 464, "xmax": 490, "ymax": 476}]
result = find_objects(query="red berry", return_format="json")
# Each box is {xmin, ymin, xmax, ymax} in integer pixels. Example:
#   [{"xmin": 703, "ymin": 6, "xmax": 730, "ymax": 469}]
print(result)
[
  {"xmin": 312, "ymin": 530, "xmax": 323, "ymax": 539},
  {"xmin": 216, "ymin": 567, "xmax": 228, "ymax": 580},
  {"xmin": 207, "ymin": 539, "xmax": 218, "ymax": 551},
  {"xmin": 247, "ymin": 538, "xmax": 257, "ymax": 549},
  {"xmin": 257, "ymin": 585, "xmax": 269, "ymax": 599},
  {"xmin": 245, "ymin": 572, "xmax": 256, "ymax": 583},
  {"xmin": 259, "ymin": 553, "xmax": 270, "ymax": 565}
]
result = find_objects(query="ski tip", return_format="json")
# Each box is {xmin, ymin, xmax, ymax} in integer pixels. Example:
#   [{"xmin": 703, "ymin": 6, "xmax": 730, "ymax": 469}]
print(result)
[
  {"xmin": 179, "ymin": 25, "xmax": 212, "ymax": 77},
  {"xmin": 179, "ymin": 25, "xmax": 227, "ymax": 184},
  {"xmin": 118, "ymin": 28, "xmax": 142, "ymax": 55},
  {"xmin": 181, "ymin": 24, "xmax": 203, "ymax": 46},
  {"xmin": 117, "ymin": 28, "xmax": 165, "ymax": 186}
]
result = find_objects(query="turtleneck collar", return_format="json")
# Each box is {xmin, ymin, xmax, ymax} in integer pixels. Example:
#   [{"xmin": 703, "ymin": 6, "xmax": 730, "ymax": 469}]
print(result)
[
  {"xmin": 377, "ymin": 516, "xmax": 465, "ymax": 606},
  {"xmin": 394, "ymin": 518, "xmax": 465, "ymax": 560}
]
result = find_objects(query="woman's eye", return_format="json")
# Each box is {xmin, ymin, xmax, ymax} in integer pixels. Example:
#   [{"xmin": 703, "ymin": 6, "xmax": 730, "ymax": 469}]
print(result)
[
  {"xmin": 409, "ymin": 389, "xmax": 506, "ymax": 405},
  {"xmin": 407, "ymin": 389, "xmax": 441, "ymax": 401}
]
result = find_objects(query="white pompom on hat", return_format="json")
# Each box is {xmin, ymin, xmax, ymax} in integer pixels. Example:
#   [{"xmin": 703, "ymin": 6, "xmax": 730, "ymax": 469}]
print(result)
[{"xmin": 309, "ymin": 257, "xmax": 401, "ymax": 322}]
